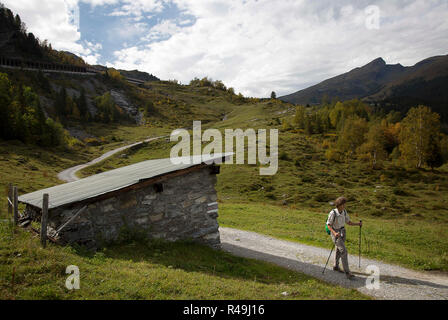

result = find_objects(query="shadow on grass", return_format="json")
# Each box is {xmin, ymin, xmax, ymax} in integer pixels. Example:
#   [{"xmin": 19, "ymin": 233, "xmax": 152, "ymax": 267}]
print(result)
[{"xmin": 87, "ymin": 239, "xmax": 313, "ymax": 286}]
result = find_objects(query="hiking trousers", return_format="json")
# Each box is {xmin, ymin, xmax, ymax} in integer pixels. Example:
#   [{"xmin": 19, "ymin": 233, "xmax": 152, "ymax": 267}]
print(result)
[{"xmin": 331, "ymin": 227, "xmax": 350, "ymax": 273}]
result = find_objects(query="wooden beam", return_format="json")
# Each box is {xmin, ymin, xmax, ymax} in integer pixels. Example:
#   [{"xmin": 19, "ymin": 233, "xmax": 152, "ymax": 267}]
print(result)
[
  {"xmin": 13, "ymin": 186, "xmax": 18, "ymax": 225},
  {"xmin": 55, "ymin": 205, "xmax": 87, "ymax": 235},
  {"xmin": 40, "ymin": 194, "xmax": 49, "ymax": 248},
  {"xmin": 8, "ymin": 183, "xmax": 13, "ymax": 218}
]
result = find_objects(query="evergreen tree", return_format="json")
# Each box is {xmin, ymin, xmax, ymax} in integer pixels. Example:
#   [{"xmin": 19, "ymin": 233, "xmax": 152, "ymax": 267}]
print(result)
[
  {"xmin": 76, "ymin": 88, "xmax": 89, "ymax": 120},
  {"xmin": 0, "ymin": 72, "xmax": 66, "ymax": 147},
  {"xmin": 144, "ymin": 100, "xmax": 154, "ymax": 117},
  {"xmin": 426, "ymin": 134, "xmax": 444, "ymax": 169},
  {"xmin": 54, "ymin": 87, "xmax": 67, "ymax": 118},
  {"xmin": 0, "ymin": 72, "xmax": 13, "ymax": 139}
]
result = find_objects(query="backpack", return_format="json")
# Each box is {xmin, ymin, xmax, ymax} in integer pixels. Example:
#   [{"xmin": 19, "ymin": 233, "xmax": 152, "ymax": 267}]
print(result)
[
  {"xmin": 325, "ymin": 209, "xmax": 335, "ymax": 235},
  {"xmin": 325, "ymin": 221, "xmax": 331, "ymax": 235}
]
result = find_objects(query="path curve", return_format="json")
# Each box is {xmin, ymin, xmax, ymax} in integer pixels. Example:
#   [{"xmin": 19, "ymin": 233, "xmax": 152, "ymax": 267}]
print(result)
[
  {"xmin": 58, "ymin": 136, "xmax": 166, "ymax": 182},
  {"xmin": 220, "ymin": 227, "xmax": 448, "ymax": 300},
  {"xmin": 56, "ymin": 136, "xmax": 448, "ymax": 300}
]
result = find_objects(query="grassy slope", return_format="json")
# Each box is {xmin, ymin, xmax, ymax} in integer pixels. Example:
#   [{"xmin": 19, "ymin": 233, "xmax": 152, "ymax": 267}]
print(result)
[
  {"xmin": 0, "ymin": 81, "xmax": 368, "ymax": 300},
  {"xmin": 73, "ymin": 91, "xmax": 448, "ymax": 271},
  {"xmin": 0, "ymin": 222, "xmax": 367, "ymax": 300}
]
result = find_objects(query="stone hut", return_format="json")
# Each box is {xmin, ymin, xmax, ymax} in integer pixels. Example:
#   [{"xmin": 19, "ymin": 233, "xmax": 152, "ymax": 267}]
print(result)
[{"xmin": 18, "ymin": 154, "xmax": 232, "ymax": 250}]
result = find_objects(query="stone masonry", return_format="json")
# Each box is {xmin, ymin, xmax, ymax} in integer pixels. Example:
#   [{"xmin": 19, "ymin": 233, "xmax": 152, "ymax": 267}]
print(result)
[{"xmin": 26, "ymin": 166, "xmax": 220, "ymax": 250}]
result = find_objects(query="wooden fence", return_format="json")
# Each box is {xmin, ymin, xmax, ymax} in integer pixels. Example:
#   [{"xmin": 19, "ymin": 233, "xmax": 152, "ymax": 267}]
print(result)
[{"xmin": 7, "ymin": 183, "xmax": 49, "ymax": 248}]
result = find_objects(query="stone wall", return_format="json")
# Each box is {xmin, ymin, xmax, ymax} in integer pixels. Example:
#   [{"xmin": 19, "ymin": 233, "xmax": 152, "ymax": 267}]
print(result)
[{"xmin": 35, "ymin": 167, "xmax": 220, "ymax": 250}]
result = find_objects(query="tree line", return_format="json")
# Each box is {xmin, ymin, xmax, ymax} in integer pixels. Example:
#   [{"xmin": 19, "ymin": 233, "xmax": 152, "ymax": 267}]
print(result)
[
  {"xmin": 0, "ymin": 4, "xmax": 87, "ymax": 66},
  {"xmin": 288, "ymin": 99, "xmax": 448, "ymax": 169},
  {"xmin": 0, "ymin": 72, "xmax": 67, "ymax": 147},
  {"xmin": 0, "ymin": 70, "xmax": 133, "ymax": 148}
]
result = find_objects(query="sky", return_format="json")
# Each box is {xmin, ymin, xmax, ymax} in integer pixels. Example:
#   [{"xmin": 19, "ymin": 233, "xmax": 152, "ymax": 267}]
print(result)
[{"xmin": 2, "ymin": 0, "xmax": 448, "ymax": 98}]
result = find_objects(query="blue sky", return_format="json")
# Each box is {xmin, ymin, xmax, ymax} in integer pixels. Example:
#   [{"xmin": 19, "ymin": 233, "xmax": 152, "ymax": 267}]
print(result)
[
  {"xmin": 77, "ymin": 1, "xmax": 195, "ymax": 64},
  {"xmin": 3, "ymin": 0, "xmax": 448, "ymax": 97}
]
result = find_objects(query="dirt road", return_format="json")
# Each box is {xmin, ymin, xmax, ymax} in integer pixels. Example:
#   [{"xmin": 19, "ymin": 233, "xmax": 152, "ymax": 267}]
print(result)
[
  {"xmin": 220, "ymin": 227, "xmax": 448, "ymax": 300},
  {"xmin": 57, "ymin": 136, "xmax": 166, "ymax": 182}
]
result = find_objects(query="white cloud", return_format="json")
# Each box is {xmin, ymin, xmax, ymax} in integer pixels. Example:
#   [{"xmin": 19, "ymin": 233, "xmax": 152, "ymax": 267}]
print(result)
[
  {"xmin": 108, "ymin": 0, "xmax": 165, "ymax": 17},
  {"xmin": 143, "ymin": 19, "xmax": 181, "ymax": 41},
  {"xmin": 80, "ymin": 0, "xmax": 118, "ymax": 7},
  {"xmin": 2, "ymin": 0, "xmax": 104, "ymax": 63},
  {"xmin": 3, "ymin": 0, "xmax": 81, "ymax": 50},
  {"xmin": 3, "ymin": 0, "xmax": 447, "ymax": 97},
  {"xmin": 108, "ymin": 0, "xmax": 448, "ymax": 97}
]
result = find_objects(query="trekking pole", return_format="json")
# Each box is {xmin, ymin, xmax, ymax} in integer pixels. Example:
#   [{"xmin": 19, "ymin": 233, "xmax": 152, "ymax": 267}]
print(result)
[
  {"xmin": 322, "ymin": 242, "xmax": 335, "ymax": 274},
  {"xmin": 358, "ymin": 220, "xmax": 362, "ymax": 269}
]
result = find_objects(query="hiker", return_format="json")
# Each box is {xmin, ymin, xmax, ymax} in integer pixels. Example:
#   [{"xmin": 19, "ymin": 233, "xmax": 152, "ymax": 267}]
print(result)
[{"xmin": 326, "ymin": 196, "xmax": 362, "ymax": 280}]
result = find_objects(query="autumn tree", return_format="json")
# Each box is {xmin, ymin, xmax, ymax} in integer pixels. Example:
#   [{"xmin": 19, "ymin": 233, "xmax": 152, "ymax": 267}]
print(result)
[
  {"xmin": 329, "ymin": 99, "xmax": 370, "ymax": 130},
  {"xmin": 293, "ymin": 105, "xmax": 306, "ymax": 129},
  {"xmin": 399, "ymin": 106, "xmax": 441, "ymax": 168},
  {"xmin": 382, "ymin": 120, "xmax": 400, "ymax": 153},
  {"xmin": 336, "ymin": 116, "xmax": 368, "ymax": 159},
  {"xmin": 359, "ymin": 122, "xmax": 388, "ymax": 168}
]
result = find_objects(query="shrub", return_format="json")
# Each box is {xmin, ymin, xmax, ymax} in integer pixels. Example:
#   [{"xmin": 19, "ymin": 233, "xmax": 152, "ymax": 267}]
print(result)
[
  {"xmin": 266, "ymin": 193, "xmax": 277, "ymax": 200},
  {"xmin": 392, "ymin": 187, "xmax": 408, "ymax": 196},
  {"xmin": 325, "ymin": 149, "xmax": 342, "ymax": 162},
  {"xmin": 84, "ymin": 137, "xmax": 102, "ymax": 146},
  {"xmin": 279, "ymin": 151, "xmax": 290, "ymax": 161},
  {"xmin": 301, "ymin": 175, "xmax": 314, "ymax": 183},
  {"xmin": 314, "ymin": 193, "xmax": 329, "ymax": 202}
]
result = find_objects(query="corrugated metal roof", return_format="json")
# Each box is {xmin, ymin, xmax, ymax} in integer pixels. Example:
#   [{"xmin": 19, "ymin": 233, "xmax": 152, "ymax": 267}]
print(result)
[{"xmin": 18, "ymin": 153, "xmax": 233, "ymax": 210}]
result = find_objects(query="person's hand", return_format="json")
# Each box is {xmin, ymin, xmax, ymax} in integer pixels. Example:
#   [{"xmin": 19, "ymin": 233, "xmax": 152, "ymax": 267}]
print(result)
[{"xmin": 333, "ymin": 232, "xmax": 340, "ymax": 238}]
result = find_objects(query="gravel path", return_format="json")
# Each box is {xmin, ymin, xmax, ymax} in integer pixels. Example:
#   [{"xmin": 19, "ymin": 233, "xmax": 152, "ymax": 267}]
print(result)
[
  {"xmin": 57, "ymin": 136, "xmax": 166, "ymax": 182},
  {"xmin": 220, "ymin": 227, "xmax": 448, "ymax": 300},
  {"xmin": 57, "ymin": 138, "xmax": 448, "ymax": 300}
]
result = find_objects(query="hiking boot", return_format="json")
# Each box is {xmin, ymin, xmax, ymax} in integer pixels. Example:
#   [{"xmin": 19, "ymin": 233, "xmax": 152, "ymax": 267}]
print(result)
[
  {"xmin": 345, "ymin": 272, "xmax": 356, "ymax": 280},
  {"xmin": 333, "ymin": 266, "xmax": 344, "ymax": 273}
]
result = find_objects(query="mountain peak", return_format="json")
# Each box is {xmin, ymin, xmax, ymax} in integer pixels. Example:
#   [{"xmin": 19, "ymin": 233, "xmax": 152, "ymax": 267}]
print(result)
[
  {"xmin": 368, "ymin": 57, "xmax": 386, "ymax": 66},
  {"xmin": 279, "ymin": 54, "xmax": 448, "ymax": 120}
]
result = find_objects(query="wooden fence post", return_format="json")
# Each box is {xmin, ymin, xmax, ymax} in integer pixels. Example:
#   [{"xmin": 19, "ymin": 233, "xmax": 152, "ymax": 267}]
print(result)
[
  {"xmin": 40, "ymin": 194, "xmax": 49, "ymax": 248},
  {"xmin": 8, "ymin": 183, "xmax": 13, "ymax": 218},
  {"xmin": 13, "ymin": 186, "xmax": 18, "ymax": 225}
]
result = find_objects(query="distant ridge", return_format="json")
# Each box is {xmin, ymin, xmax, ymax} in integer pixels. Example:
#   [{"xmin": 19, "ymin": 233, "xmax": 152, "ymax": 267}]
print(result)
[{"xmin": 280, "ymin": 54, "xmax": 448, "ymax": 119}]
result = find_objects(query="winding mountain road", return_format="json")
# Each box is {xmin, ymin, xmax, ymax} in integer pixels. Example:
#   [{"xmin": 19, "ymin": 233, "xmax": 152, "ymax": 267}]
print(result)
[
  {"xmin": 57, "ymin": 137, "xmax": 448, "ymax": 300},
  {"xmin": 57, "ymin": 136, "xmax": 166, "ymax": 182}
]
